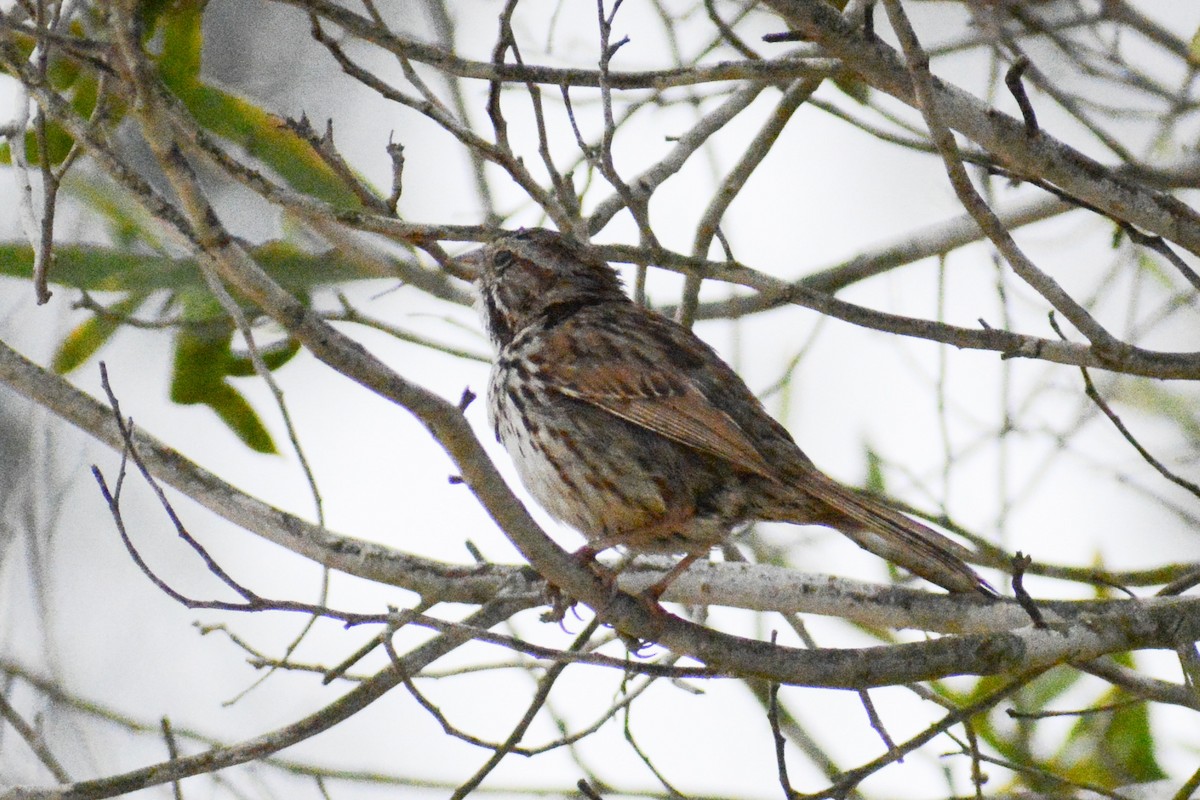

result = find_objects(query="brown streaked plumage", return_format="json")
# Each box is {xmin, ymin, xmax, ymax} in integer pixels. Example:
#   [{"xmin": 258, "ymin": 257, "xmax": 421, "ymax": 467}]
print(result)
[{"xmin": 465, "ymin": 228, "xmax": 995, "ymax": 597}]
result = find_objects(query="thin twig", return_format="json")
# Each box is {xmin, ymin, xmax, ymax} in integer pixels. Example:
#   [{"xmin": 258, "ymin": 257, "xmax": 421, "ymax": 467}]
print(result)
[
  {"xmin": 949, "ymin": 748, "xmax": 1133, "ymax": 800},
  {"xmin": 856, "ymin": 689, "xmax": 897, "ymax": 757},
  {"xmin": 681, "ymin": 77, "xmax": 817, "ymax": 327},
  {"xmin": 1119, "ymin": 223, "xmax": 1200, "ymax": 295},
  {"xmin": 450, "ymin": 618, "xmax": 603, "ymax": 799},
  {"xmin": 1003, "ymin": 55, "xmax": 1038, "ymax": 136},
  {"xmin": 1171, "ymin": 763, "xmax": 1200, "ymax": 800},
  {"xmin": 1010, "ymin": 552, "xmax": 1046, "ymax": 629},
  {"xmin": 1005, "ymin": 697, "xmax": 1145, "ymax": 720},
  {"xmin": 882, "ymin": 0, "xmax": 1125, "ymax": 359},
  {"xmin": 962, "ymin": 721, "xmax": 986, "ymax": 800},
  {"xmin": 0, "ymin": 690, "xmax": 71, "ymax": 783},
  {"xmin": 160, "ymin": 717, "xmax": 185, "ymax": 800},
  {"xmin": 768, "ymin": 681, "xmax": 795, "ymax": 799},
  {"xmin": 794, "ymin": 669, "xmax": 1047, "ymax": 799},
  {"xmin": 620, "ymin": 690, "xmax": 685, "ymax": 797},
  {"xmin": 1046, "ymin": 313, "xmax": 1200, "ymax": 500}
]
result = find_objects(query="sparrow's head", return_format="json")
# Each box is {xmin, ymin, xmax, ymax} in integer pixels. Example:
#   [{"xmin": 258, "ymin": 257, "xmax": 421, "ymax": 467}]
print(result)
[{"xmin": 462, "ymin": 228, "xmax": 626, "ymax": 348}]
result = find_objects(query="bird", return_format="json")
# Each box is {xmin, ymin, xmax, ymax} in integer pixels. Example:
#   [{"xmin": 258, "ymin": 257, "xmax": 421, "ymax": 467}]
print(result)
[{"xmin": 462, "ymin": 227, "xmax": 995, "ymax": 599}]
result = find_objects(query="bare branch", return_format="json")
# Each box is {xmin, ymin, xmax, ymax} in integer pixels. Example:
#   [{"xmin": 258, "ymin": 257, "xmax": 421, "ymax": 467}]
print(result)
[{"xmin": 760, "ymin": 0, "xmax": 1200, "ymax": 256}]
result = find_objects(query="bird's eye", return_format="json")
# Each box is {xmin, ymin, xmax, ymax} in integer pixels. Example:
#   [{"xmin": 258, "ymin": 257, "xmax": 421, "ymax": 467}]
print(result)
[{"xmin": 493, "ymin": 249, "xmax": 515, "ymax": 271}]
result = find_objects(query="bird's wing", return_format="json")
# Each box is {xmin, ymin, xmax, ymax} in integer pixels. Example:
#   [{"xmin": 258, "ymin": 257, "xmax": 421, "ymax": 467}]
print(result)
[{"xmin": 553, "ymin": 356, "xmax": 776, "ymax": 480}]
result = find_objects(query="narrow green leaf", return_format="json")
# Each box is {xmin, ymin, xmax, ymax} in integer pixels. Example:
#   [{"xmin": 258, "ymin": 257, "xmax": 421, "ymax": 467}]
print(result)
[
  {"xmin": 169, "ymin": 322, "xmax": 235, "ymax": 406},
  {"xmin": 934, "ymin": 667, "xmax": 1087, "ymax": 768},
  {"xmin": 178, "ymin": 83, "xmax": 366, "ymax": 209},
  {"xmin": 137, "ymin": 0, "xmax": 180, "ymax": 39},
  {"xmin": 0, "ymin": 38, "xmax": 103, "ymax": 167},
  {"xmin": 200, "ymin": 381, "xmax": 277, "ymax": 454},
  {"xmin": 53, "ymin": 291, "xmax": 151, "ymax": 373},
  {"xmin": 143, "ymin": 0, "xmax": 364, "ymax": 208},
  {"xmin": 224, "ymin": 337, "xmax": 301, "ymax": 377},
  {"xmin": 0, "ymin": 122, "xmax": 74, "ymax": 167},
  {"xmin": 1056, "ymin": 687, "xmax": 1166, "ymax": 786},
  {"xmin": 169, "ymin": 306, "xmax": 278, "ymax": 454},
  {"xmin": 66, "ymin": 172, "xmax": 166, "ymax": 248},
  {"xmin": 1111, "ymin": 380, "xmax": 1200, "ymax": 442},
  {"xmin": 1134, "ymin": 249, "xmax": 1177, "ymax": 290},
  {"xmin": 156, "ymin": 0, "xmax": 206, "ymax": 88},
  {"xmin": 863, "ymin": 445, "xmax": 885, "ymax": 493},
  {"xmin": 0, "ymin": 240, "xmax": 372, "ymax": 292}
]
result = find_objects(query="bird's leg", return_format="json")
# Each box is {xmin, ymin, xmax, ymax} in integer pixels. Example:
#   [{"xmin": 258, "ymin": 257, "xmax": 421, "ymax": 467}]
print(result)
[
  {"xmin": 549, "ymin": 507, "xmax": 706, "ymax": 620},
  {"xmin": 572, "ymin": 543, "xmax": 621, "ymax": 584},
  {"xmin": 592, "ymin": 509, "xmax": 708, "ymax": 611},
  {"xmin": 541, "ymin": 543, "xmax": 618, "ymax": 623},
  {"xmin": 642, "ymin": 552, "xmax": 701, "ymax": 603}
]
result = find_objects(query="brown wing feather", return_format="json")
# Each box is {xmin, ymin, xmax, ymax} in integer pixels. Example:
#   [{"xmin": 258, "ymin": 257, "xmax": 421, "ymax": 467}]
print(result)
[{"xmin": 554, "ymin": 361, "xmax": 776, "ymax": 479}]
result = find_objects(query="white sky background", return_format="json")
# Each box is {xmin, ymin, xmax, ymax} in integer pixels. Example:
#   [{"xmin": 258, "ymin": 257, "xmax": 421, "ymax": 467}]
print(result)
[{"xmin": 1, "ymin": 1, "xmax": 1200, "ymax": 797}]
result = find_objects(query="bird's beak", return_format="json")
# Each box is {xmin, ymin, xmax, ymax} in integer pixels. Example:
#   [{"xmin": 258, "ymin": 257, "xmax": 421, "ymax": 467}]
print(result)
[{"xmin": 455, "ymin": 245, "xmax": 488, "ymax": 280}]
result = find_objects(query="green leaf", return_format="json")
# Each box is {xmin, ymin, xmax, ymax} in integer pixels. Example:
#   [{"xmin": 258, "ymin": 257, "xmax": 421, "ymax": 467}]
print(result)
[
  {"xmin": 53, "ymin": 291, "xmax": 151, "ymax": 373},
  {"xmin": 137, "ymin": 0, "xmax": 182, "ymax": 39},
  {"xmin": 225, "ymin": 337, "xmax": 301, "ymax": 377},
  {"xmin": 0, "ymin": 56, "xmax": 101, "ymax": 167},
  {"xmin": 1134, "ymin": 249, "xmax": 1181, "ymax": 290},
  {"xmin": 943, "ymin": 662, "xmax": 1166, "ymax": 793},
  {"xmin": 1110, "ymin": 380, "xmax": 1200, "ymax": 442},
  {"xmin": 169, "ymin": 295, "xmax": 278, "ymax": 453},
  {"xmin": 135, "ymin": 0, "xmax": 367, "ymax": 209},
  {"xmin": 1055, "ymin": 686, "xmax": 1166, "ymax": 787},
  {"xmin": 0, "ymin": 242, "xmax": 198, "ymax": 291},
  {"xmin": 178, "ymin": 83, "xmax": 366, "ymax": 210},
  {"xmin": 0, "ymin": 240, "xmax": 372, "ymax": 293},
  {"xmin": 1015, "ymin": 664, "xmax": 1088, "ymax": 710},
  {"xmin": 863, "ymin": 445, "xmax": 885, "ymax": 494},
  {"xmin": 934, "ymin": 667, "xmax": 1087, "ymax": 768},
  {"xmin": 66, "ymin": 172, "xmax": 166, "ymax": 248},
  {"xmin": 169, "ymin": 318, "xmax": 234, "ymax": 408},
  {"xmin": 196, "ymin": 379, "xmax": 276, "ymax": 454},
  {"xmin": 156, "ymin": 0, "xmax": 206, "ymax": 87}
]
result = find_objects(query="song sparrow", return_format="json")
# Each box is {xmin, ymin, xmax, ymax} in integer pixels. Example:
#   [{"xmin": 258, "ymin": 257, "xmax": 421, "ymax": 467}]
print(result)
[{"xmin": 464, "ymin": 228, "xmax": 994, "ymax": 597}]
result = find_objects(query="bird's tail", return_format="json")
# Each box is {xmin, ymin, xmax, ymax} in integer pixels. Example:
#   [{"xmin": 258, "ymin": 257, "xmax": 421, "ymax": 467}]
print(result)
[{"xmin": 788, "ymin": 471, "xmax": 996, "ymax": 596}]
